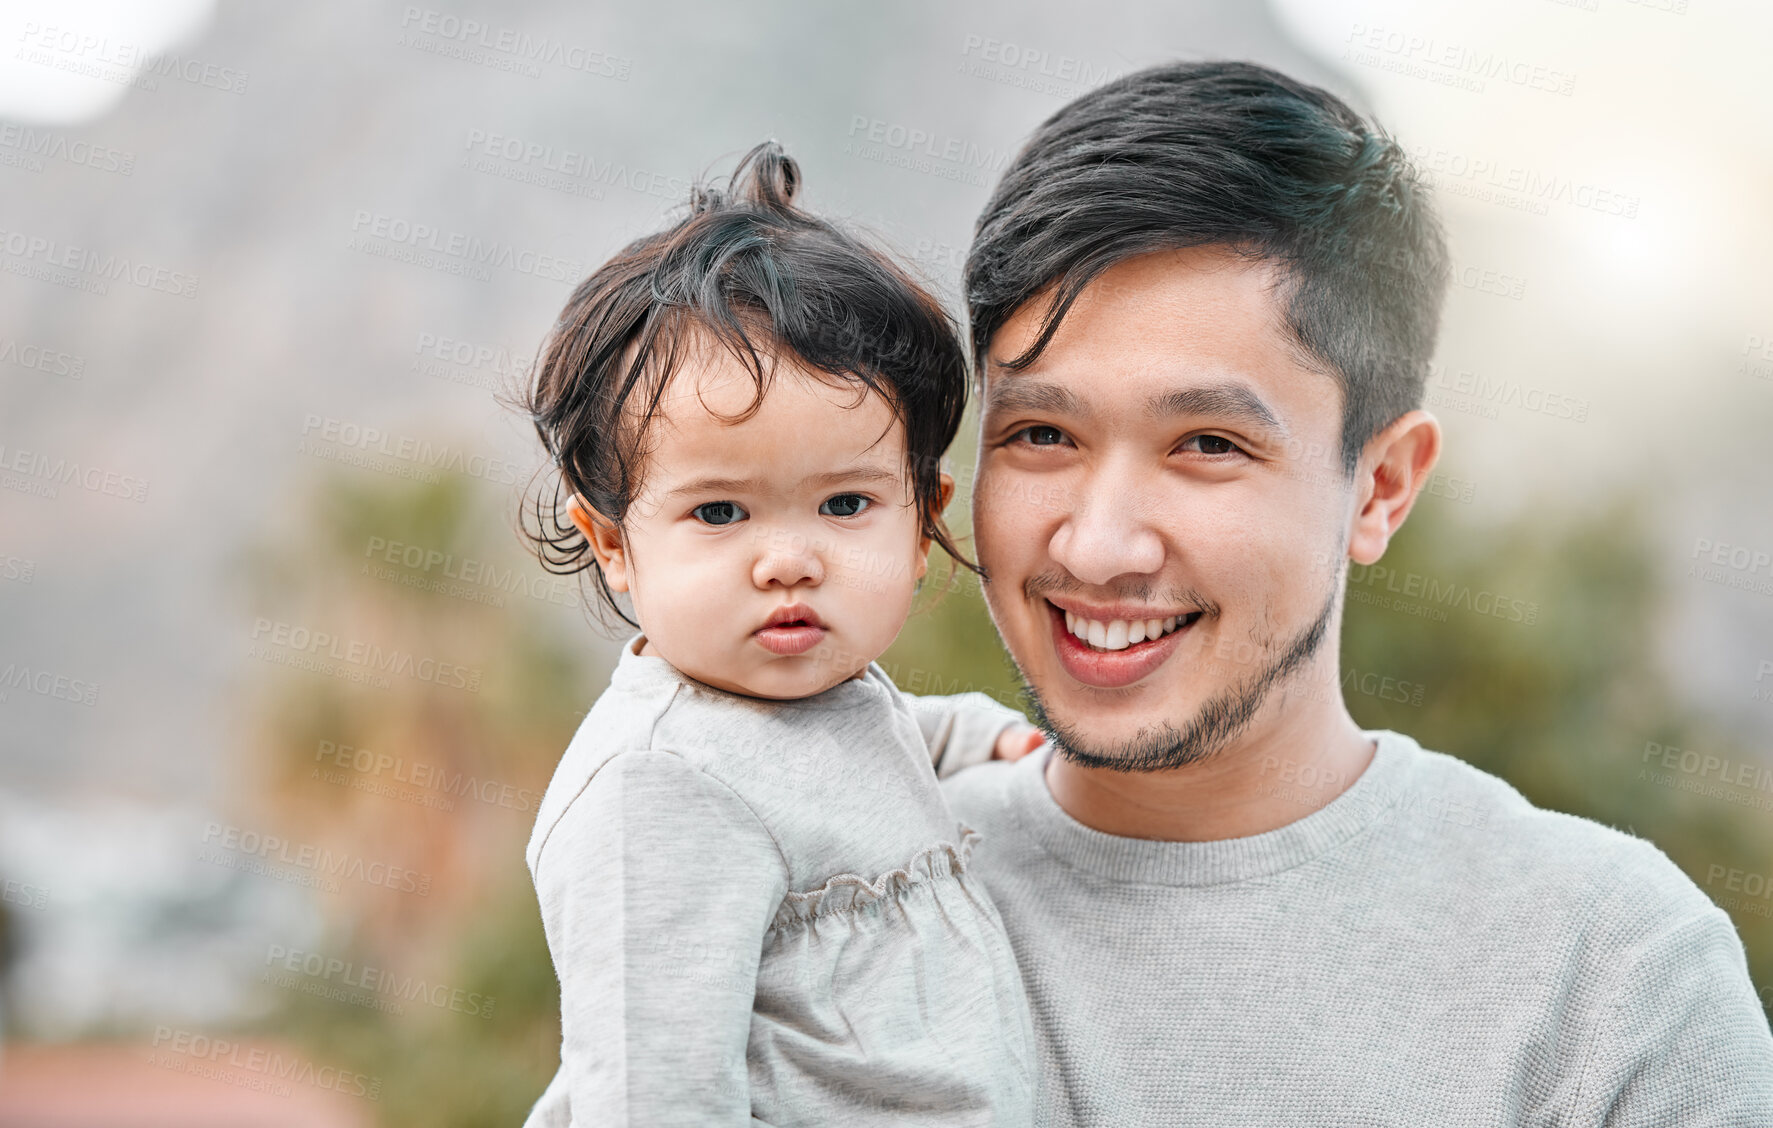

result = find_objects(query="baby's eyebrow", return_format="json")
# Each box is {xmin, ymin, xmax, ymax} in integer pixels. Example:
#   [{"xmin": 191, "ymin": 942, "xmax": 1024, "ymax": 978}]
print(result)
[{"xmin": 664, "ymin": 465, "xmax": 900, "ymax": 499}]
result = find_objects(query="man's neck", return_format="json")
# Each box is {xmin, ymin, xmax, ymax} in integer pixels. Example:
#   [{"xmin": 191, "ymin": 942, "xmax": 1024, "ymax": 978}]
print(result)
[{"xmin": 1043, "ymin": 703, "xmax": 1376, "ymax": 842}]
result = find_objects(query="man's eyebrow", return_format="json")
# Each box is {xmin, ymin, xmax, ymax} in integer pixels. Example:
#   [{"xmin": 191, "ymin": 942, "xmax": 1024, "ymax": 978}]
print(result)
[
  {"xmin": 663, "ymin": 465, "xmax": 900, "ymax": 499},
  {"xmin": 1146, "ymin": 382, "xmax": 1284, "ymax": 433},
  {"xmin": 984, "ymin": 376, "xmax": 1285, "ymax": 434},
  {"xmin": 982, "ymin": 379, "xmax": 1092, "ymax": 421}
]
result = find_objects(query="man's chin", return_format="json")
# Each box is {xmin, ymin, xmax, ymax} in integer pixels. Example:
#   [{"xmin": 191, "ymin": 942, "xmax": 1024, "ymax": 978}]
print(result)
[
  {"xmin": 1011, "ymin": 668, "xmax": 1227, "ymax": 774},
  {"xmin": 1007, "ymin": 581, "xmax": 1340, "ymax": 774},
  {"xmin": 1045, "ymin": 717, "xmax": 1224, "ymax": 774}
]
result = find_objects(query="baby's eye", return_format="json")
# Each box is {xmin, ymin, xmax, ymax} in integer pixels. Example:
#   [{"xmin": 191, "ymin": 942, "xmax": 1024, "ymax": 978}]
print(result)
[
  {"xmin": 691, "ymin": 500, "xmax": 747, "ymax": 526},
  {"xmin": 820, "ymin": 493, "xmax": 871, "ymax": 518},
  {"xmin": 1010, "ymin": 425, "xmax": 1068, "ymax": 447}
]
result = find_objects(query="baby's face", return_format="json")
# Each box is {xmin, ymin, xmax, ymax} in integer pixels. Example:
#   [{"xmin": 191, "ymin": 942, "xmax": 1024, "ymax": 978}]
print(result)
[{"xmin": 581, "ymin": 343, "xmax": 942, "ymax": 700}]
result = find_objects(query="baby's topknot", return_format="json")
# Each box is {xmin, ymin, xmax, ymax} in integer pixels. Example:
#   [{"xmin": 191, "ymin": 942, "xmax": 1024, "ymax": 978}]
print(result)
[{"xmin": 691, "ymin": 140, "xmax": 801, "ymax": 216}]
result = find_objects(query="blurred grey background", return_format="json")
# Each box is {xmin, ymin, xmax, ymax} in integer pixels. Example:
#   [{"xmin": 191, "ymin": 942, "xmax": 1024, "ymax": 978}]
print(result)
[{"xmin": 2, "ymin": 1, "xmax": 1770, "ymax": 1124}]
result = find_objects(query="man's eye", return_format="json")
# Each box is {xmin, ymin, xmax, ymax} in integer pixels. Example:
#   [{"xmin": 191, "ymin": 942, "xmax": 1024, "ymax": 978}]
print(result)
[
  {"xmin": 1011, "ymin": 425, "xmax": 1067, "ymax": 446},
  {"xmin": 691, "ymin": 501, "xmax": 747, "ymax": 526},
  {"xmin": 1180, "ymin": 434, "xmax": 1244, "ymax": 456},
  {"xmin": 820, "ymin": 493, "xmax": 871, "ymax": 518}
]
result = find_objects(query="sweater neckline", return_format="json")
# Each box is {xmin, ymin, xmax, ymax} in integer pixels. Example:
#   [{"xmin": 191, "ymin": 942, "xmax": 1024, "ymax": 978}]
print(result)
[
  {"xmin": 607, "ymin": 630, "xmax": 891, "ymax": 710},
  {"xmin": 1006, "ymin": 728, "xmax": 1418, "ymax": 887}
]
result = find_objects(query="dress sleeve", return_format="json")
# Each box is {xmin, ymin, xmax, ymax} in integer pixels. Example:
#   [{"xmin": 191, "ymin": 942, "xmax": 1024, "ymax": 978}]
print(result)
[
  {"xmin": 903, "ymin": 690, "xmax": 1032, "ymax": 779},
  {"xmin": 531, "ymin": 749, "xmax": 790, "ymax": 1127},
  {"xmin": 1572, "ymin": 907, "xmax": 1773, "ymax": 1125}
]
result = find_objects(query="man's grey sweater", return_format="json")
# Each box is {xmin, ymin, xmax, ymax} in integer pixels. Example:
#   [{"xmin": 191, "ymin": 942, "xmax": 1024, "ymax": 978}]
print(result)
[{"xmin": 932, "ymin": 723, "xmax": 1773, "ymax": 1126}]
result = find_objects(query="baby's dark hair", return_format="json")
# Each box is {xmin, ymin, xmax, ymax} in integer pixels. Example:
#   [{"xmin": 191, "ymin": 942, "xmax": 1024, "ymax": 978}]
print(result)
[{"xmin": 517, "ymin": 140, "xmax": 978, "ymax": 630}]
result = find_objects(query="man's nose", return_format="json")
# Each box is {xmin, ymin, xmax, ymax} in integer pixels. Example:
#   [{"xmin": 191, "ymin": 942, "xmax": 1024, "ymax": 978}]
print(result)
[{"xmin": 1046, "ymin": 463, "xmax": 1165, "ymax": 586}]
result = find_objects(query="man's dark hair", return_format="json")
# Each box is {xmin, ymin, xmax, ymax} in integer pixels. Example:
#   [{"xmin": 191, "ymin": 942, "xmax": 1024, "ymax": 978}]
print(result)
[
  {"xmin": 517, "ymin": 141, "xmax": 977, "ymax": 630},
  {"xmin": 965, "ymin": 60, "xmax": 1449, "ymax": 474}
]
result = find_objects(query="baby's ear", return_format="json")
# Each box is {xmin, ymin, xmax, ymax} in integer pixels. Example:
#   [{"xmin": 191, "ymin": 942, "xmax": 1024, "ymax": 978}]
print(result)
[
  {"xmin": 569, "ymin": 494, "xmax": 631, "ymax": 593},
  {"xmin": 914, "ymin": 471, "xmax": 956, "ymax": 580}
]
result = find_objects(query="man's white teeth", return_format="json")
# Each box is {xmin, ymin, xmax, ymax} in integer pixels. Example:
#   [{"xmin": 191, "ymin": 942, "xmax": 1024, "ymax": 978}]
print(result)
[{"xmin": 1064, "ymin": 609, "xmax": 1184, "ymax": 651}]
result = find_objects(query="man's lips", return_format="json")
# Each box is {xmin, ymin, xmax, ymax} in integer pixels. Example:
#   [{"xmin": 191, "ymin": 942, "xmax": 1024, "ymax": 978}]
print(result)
[{"xmin": 1046, "ymin": 598, "xmax": 1201, "ymax": 689}]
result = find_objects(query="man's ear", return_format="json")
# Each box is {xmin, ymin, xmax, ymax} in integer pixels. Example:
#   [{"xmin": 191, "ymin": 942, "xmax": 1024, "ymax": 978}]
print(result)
[
  {"xmin": 914, "ymin": 470, "xmax": 956, "ymax": 581},
  {"xmin": 1348, "ymin": 410, "xmax": 1442, "ymax": 567},
  {"xmin": 567, "ymin": 493, "xmax": 631, "ymax": 593}
]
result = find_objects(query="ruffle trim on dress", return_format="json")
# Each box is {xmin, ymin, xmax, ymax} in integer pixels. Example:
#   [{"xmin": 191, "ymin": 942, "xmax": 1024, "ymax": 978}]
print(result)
[{"xmin": 769, "ymin": 825, "xmax": 981, "ymax": 932}]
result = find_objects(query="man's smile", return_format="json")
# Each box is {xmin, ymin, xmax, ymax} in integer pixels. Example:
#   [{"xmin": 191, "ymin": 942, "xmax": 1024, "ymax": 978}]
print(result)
[{"xmin": 1043, "ymin": 596, "xmax": 1204, "ymax": 689}]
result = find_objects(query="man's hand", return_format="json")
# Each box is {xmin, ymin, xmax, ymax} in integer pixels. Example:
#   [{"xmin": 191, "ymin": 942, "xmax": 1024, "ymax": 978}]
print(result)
[{"xmin": 993, "ymin": 723, "xmax": 1046, "ymax": 761}]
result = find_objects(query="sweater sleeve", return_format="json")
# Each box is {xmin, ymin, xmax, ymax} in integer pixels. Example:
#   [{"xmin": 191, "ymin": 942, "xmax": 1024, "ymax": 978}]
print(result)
[
  {"xmin": 1575, "ymin": 906, "xmax": 1773, "ymax": 1126},
  {"xmin": 531, "ymin": 749, "xmax": 790, "ymax": 1128},
  {"xmin": 903, "ymin": 691, "xmax": 1032, "ymax": 779}
]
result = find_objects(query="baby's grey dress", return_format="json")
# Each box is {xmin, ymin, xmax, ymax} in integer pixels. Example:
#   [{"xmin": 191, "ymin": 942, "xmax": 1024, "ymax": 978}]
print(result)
[{"xmin": 521, "ymin": 633, "xmax": 1038, "ymax": 1127}]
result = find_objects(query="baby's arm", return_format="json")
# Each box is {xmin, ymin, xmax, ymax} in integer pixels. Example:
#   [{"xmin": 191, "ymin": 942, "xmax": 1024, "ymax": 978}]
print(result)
[
  {"xmin": 904, "ymin": 690, "xmax": 1038, "ymax": 778},
  {"xmin": 532, "ymin": 749, "xmax": 788, "ymax": 1127}
]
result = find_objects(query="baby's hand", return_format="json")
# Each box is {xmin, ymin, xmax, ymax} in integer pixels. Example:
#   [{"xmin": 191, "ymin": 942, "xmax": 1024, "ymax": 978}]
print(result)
[{"xmin": 992, "ymin": 723, "xmax": 1046, "ymax": 761}]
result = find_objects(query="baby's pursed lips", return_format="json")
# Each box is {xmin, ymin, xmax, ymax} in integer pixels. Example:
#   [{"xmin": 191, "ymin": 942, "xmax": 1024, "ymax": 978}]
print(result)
[{"xmin": 759, "ymin": 601, "xmax": 826, "ymax": 631}]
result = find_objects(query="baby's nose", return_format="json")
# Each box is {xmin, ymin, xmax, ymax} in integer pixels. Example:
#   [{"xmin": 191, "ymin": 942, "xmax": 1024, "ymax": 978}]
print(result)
[{"xmin": 752, "ymin": 535, "xmax": 826, "ymax": 588}]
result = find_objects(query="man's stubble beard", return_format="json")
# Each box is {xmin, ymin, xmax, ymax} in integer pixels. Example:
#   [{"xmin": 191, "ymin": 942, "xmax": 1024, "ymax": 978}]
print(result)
[{"xmin": 1011, "ymin": 582, "xmax": 1341, "ymax": 774}]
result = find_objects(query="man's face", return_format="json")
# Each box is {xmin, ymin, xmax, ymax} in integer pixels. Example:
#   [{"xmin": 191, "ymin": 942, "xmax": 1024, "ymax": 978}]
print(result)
[{"xmin": 972, "ymin": 245, "xmax": 1357, "ymax": 771}]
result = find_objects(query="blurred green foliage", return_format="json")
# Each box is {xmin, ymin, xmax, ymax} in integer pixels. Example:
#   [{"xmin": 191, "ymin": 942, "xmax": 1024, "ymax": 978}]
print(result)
[
  {"xmin": 240, "ymin": 446, "xmax": 1771, "ymax": 1127},
  {"xmin": 889, "ymin": 481, "xmax": 1773, "ymax": 1022},
  {"xmin": 234, "ymin": 465, "xmax": 596, "ymax": 1128},
  {"xmin": 1338, "ymin": 497, "xmax": 1773, "ymax": 1017}
]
